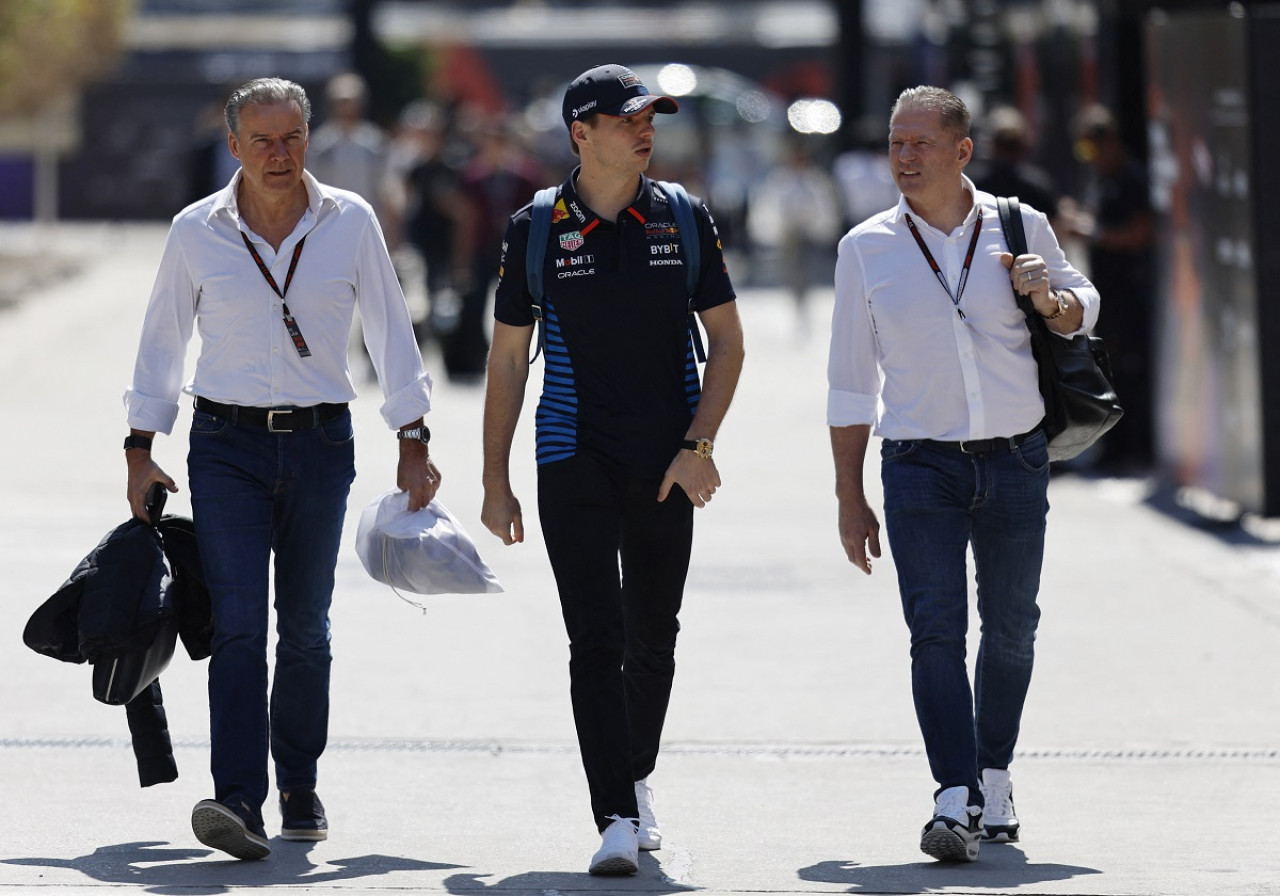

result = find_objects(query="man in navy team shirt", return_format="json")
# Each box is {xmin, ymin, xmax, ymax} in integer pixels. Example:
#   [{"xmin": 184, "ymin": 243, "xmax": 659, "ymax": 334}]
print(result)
[{"xmin": 480, "ymin": 64, "xmax": 744, "ymax": 875}]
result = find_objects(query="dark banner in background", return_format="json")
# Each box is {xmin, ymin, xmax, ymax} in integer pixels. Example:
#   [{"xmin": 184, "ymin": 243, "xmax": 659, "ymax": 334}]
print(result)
[{"xmin": 1146, "ymin": 4, "xmax": 1279, "ymax": 515}]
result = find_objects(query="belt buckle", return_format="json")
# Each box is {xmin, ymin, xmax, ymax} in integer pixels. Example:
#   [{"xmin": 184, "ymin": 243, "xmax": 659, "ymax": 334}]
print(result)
[
  {"xmin": 267, "ymin": 409, "xmax": 293, "ymax": 433},
  {"xmin": 958, "ymin": 439, "xmax": 990, "ymax": 455}
]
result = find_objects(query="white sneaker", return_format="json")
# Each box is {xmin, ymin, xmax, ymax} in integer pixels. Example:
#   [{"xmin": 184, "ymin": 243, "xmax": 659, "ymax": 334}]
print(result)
[
  {"xmin": 979, "ymin": 768, "xmax": 1020, "ymax": 842},
  {"xmin": 920, "ymin": 785, "xmax": 982, "ymax": 862},
  {"xmin": 589, "ymin": 816, "xmax": 639, "ymax": 876},
  {"xmin": 635, "ymin": 778, "xmax": 662, "ymax": 850}
]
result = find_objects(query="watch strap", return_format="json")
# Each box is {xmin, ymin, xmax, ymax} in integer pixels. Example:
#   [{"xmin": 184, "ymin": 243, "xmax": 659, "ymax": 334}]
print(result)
[
  {"xmin": 397, "ymin": 425, "xmax": 431, "ymax": 444},
  {"xmin": 123, "ymin": 435, "xmax": 153, "ymax": 452}
]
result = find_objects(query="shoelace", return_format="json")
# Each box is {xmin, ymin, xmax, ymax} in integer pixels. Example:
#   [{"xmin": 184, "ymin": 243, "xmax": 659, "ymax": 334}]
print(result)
[
  {"xmin": 982, "ymin": 782, "xmax": 1014, "ymax": 817},
  {"xmin": 603, "ymin": 813, "xmax": 640, "ymax": 830}
]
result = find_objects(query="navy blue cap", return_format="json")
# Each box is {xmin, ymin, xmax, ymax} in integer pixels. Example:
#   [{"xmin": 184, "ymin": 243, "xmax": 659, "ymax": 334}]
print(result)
[{"xmin": 562, "ymin": 64, "xmax": 679, "ymax": 131}]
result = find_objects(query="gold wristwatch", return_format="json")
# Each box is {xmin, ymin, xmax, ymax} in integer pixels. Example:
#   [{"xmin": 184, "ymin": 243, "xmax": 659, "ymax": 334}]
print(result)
[
  {"xmin": 681, "ymin": 437, "xmax": 714, "ymax": 459},
  {"xmin": 1040, "ymin": 290, "xmax": 1069, "ymax": 320}
]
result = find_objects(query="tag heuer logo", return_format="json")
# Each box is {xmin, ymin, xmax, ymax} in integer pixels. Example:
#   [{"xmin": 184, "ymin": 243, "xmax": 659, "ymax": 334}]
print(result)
[{"xmin": 559, "ymin": 231, "xmax": 585, "ymax": 251}]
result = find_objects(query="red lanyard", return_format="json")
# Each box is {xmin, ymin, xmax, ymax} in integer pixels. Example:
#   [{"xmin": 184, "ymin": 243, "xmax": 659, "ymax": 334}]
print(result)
[
  {"xmin": 241, "ymin": 232, "xmax": 311, "ymax": 357},
  {"xmin": 905, "ymin": 208, "xmax": 983, "ymax": 321}
]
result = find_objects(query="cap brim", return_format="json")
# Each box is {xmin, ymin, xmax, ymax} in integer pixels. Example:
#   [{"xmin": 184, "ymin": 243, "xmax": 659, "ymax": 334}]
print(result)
[{"xmin": 601, "ymin": 94, "xmax": 680, "ymax": 118}]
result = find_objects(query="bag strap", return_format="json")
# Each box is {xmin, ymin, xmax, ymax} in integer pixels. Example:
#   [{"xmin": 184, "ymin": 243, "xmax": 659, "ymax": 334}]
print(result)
[
  {"xmin": 525, "ymin": 186, "xmax": 559, "ymax": 363},
  {"xmin": 996, "ymin": 195, "xmax": 1043, "ymax": 326},
  {"xmin": 655, "ymin": 180, "xmax": 706, "ymax": 363}
]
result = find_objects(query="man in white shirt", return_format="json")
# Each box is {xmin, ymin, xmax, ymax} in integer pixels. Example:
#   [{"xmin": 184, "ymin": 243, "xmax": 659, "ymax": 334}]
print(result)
[
  {"xmin": 827, "ymin": 86, "xmax": 1098, "ymax": 863},
  {"xmin": 123, "ymin": 77, "xmax": 441, "ymax": 860}
]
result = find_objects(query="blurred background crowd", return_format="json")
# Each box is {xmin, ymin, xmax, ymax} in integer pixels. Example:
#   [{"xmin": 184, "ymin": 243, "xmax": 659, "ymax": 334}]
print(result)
[{"xmin": 1, "ymin": 0, "xmax": 1276, "ymax": 513}]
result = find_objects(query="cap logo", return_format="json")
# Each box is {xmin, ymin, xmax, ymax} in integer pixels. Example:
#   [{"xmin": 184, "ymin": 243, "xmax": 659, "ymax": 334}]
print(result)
[
  {"xmin": 617, "ymin": 72, "xmax": 642, "ymax": 89},
  {"xmin": 619, "ymin": 96, "xmax": 652, "ymax": 116},
  {"xmin": 571, "ymin": 99, "xmax": 597, "ymax": 120}
]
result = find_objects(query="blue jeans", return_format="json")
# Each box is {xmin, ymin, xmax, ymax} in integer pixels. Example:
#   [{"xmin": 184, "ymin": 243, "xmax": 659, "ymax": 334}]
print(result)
[
  {"xmin": 187, "ymin": 408, "xmax": 355, "ymax": 815},
  {"xmin": 880, "ymin": 431, "xmax": 1050, "ymax": 804}
]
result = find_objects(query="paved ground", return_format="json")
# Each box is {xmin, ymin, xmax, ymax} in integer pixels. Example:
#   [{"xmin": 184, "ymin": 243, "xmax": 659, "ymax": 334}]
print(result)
[{"xmin": 1, "ymin": 222, "xmax": 1278, "ymax": 895}]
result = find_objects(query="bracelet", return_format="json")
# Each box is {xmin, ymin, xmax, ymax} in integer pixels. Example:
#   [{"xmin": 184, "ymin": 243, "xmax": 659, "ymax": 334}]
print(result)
[{"xmin": 123, "ymin": 434, "xmax": 153, "ymax": 452}]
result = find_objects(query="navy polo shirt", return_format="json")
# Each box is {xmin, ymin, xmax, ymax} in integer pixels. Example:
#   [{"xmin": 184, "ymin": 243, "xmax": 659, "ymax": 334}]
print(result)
[{"xmin": 494, "ymin": 171, "xmax": 736, "ymax": 477}]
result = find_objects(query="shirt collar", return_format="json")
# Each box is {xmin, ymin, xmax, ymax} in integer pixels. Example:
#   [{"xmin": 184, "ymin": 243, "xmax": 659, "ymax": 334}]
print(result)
[
  {"xmin": 207, "ymin": 168, "xmax": 338, "ymax": 225},
  {"xmin": 891, "ymin": 173, "xmax": 982, "ymax": 230},
  {"xmin": 561, "ymin": 168, "xmax": 653, "ymax": 223}
]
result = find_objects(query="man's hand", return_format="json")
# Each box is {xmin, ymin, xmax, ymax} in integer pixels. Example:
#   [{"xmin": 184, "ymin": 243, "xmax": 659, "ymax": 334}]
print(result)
[
  {"xmin": 397, "ymin": 440, "xmax": 441, "ymax": 511},
  {"xmin": 481, "ymin": 486, "xmax": 524, "ymax": 546},
  {"xmin": 658, "ymin": 450, "xmax": 721, "ymax": 507},
  {"xmin": 837, "ymin": 493, "xmax": 882, "ymax": 575},
  {"xmin": 999, "ymin": 251, "xmax": 1052, "ymax": 308},
  {"xmin": 126, "ymin": 453, "xmax": 177, "ymax": 525}
]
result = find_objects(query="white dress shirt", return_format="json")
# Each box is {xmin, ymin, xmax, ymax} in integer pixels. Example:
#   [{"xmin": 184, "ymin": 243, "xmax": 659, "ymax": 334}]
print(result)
[
  {"xmin": 125, "ymin": 169, "xmax": 432, "ymax": 435},
  {"xmin": 827, "ymin": 178, "xmax": 1099, "ymax": 441}
]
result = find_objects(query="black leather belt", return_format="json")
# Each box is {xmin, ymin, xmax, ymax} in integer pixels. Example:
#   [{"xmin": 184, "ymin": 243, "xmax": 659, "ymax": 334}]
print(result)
[
  {"xmin": 195, "ymin": 397, "xmax": 348, "ymax": 433},
  {"xmin": 927, "ymin": 429, "xmax": 1039, "ymax": 456}
]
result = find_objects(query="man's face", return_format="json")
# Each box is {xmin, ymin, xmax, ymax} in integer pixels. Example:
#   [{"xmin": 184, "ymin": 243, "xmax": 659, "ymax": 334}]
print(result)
[
  {"xmin": 575, "ymin": 109, "xmax": 659, "ymax": 177},
  {"xmin": 887, "ymin": 105, "xmax": 972, "ymax": 205},
  {"xmin": 229, "ymin": 101, "xmax": 309, "ymax": 200}
]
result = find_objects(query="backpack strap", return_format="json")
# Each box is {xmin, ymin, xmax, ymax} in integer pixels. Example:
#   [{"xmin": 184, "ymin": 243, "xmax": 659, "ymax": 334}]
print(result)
[
  {"xmin": 656, "ymin": 180, "xmax": 706, "ymax": 363},
  {"xmin": 525, "ymin": 186, "xmax": 559, "ymax": 363},
  {"xmin": 524, "ymin": 181, "xmax": 708, "ymax": 366}
]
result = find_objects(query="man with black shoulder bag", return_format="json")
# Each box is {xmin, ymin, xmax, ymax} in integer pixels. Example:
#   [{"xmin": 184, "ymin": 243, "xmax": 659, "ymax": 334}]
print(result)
[{"xmin": 827, "ymin": 86, "xmax": 1100, "ymax": 863}]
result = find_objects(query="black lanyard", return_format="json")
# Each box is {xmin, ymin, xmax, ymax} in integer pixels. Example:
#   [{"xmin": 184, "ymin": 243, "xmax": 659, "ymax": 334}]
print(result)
[
  {"xmin": 241, "ymin": 232, "xmax": 311, "ymax": 357},
  {"xmin": 905, "ymin": 208, "xmax": 983, "ymax": 321}
]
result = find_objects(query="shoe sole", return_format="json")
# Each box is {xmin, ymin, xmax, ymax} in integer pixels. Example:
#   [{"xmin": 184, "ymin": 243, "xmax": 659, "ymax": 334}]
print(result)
[
  {"xmin": 920, "ymin": 824, "xmax": 979, "ymax": 862},
  {"xmin": 192, "ymin": 801, "xmax": 271, "ymax": 860},
  {"xmin": 589, "ymin": 855, "xmax": 639, "ymax": 875},
  {"xmin": 281, "ymin": 828, "xmax": 328, "ymax": 842},
  {"xmin": 982, "ymin": 824, "xmax": 1020, "ymax": 843}
]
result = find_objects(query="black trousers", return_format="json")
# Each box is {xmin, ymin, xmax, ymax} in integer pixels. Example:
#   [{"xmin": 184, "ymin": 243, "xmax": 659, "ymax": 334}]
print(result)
[{"xmin": 538, "ymin": 452, "xmax": 694, "ymax": 831}]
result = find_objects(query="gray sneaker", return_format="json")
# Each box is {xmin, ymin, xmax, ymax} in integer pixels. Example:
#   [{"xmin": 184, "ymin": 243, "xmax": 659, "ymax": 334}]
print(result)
[
  {"xmin": 979, "ymin": 768, "xmax": 1020, "ymax": 842},
  {"xmin": 191, "ymin": 798, "xmax": 271, "ymax": 860},
  {"xmin": 919, "ymin": 786, "xmax": 982, "ymax": 862}
]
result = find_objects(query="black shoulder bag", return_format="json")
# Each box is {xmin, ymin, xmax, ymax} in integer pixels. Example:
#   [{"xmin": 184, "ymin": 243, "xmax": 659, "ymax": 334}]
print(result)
[{"xmin": 997, "ymin": 196, "xmax": 1123, "ymax": 462}]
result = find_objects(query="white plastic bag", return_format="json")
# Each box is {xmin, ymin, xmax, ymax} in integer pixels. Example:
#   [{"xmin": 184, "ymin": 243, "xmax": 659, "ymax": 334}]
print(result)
[{"xmin": 355, "ymin": 489, "xmax": 503, "ymax": 597}]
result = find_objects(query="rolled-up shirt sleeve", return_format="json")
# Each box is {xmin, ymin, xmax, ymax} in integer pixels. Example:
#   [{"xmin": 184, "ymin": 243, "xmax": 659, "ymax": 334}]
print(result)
[
  {"xmin": 124, "ymin": 228, "xmax": 198, "ymax": 435},
  {"xmin": 827, "ymin": 233, "xmax": 882, "ymax": 427},
  {"xmin": 1025, "ymin": 203, "xmax": 1100, "ymax": 336}
]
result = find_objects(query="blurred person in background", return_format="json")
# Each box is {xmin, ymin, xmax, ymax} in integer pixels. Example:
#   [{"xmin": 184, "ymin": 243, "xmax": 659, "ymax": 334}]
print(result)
[
  {"xmin": 828, "ymin": 85, "xmax": 1098, "ymax": 863},
  {"xmin": 832, "ymin": 115, "xmax": 901, "ymax": 231},
  {"xmin": 1062, "ymin": 103, "xmax": 1155, "ymax": 473},
  {"xmin": 308, "ymin": 72, "xmax": 394, "ymax": 240},
  {"xmin": 445, "ymin": 115, "xmax": 541, "ymax": 383},
  {"xmin": 481, "ymin": 63, "xmax": 744, "ymax": 876},
  {"xmin": 968, "ymin": 105, "xmax": 1064, "ymax": 231},
  {"xmin": 123, "ymin": 77, "xmax": 441, "ymax": 861},
  {"xmin": 748, "ymin": 137, "xmax": 840, "ymax": 339},
  {"xmin": 394, "ymin": 100, "xmax": 471, "ymax": 348}
]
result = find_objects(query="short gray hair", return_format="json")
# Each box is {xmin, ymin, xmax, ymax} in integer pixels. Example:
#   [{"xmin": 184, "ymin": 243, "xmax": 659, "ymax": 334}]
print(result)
[
  {"xmin": 224, "ymin": 77, "xmax": 312, "ymax": 136},
  {"xmin": 891, "ymin": 86, "xmax": 971, "ymax": 140}
]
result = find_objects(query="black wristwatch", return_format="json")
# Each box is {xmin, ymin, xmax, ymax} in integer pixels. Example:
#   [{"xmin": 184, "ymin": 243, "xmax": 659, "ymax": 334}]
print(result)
[
  {"xmin": 681, "ymin": 437, "xmax": 714, "ymax": 459},
  {"xmin": 123, "ymin": 435, "xmax": 153, "ymax": 452},
  {"xmin": 397, "ymin": 425, "xmax": 431, "ymax": 445}
]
